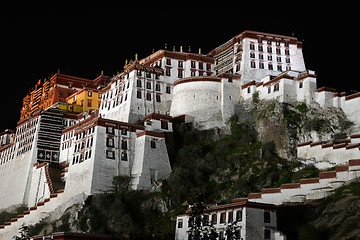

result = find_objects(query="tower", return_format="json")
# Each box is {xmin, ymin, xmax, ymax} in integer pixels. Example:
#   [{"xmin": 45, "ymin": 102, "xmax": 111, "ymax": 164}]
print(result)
[{"xmin": 207, "ymin": 30, "xmax": 306, "ymax": 84}]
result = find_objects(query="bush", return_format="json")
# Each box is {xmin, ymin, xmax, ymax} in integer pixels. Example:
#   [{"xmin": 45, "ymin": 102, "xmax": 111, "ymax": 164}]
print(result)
[{"xmin": 298, "ymin": 224, "xmax": 322, "ymax": 240}]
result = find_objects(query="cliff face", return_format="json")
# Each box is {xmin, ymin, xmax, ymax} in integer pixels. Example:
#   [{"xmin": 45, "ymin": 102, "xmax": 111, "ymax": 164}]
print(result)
[{"xmin": 236, "ymin": 99, "xmax": 354, "ymax": 159}]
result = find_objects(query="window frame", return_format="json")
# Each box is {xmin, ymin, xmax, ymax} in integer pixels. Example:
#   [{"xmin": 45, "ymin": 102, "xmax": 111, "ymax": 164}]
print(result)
[{"xmin": 106, "ymin": 150, "xmax": 115, "ymax": 159}]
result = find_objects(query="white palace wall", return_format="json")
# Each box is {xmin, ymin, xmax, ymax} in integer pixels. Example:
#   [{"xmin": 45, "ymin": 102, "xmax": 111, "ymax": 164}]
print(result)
[
  {"xmin": 170, "ymin": 77, "xmax": 224, "ymax": 129},
  {"xmin": 342, "ymin": 95, "xmax": 360, "ymax": 130},
  {"xmin": 220, "ymin": 76, "xmax": 242, "ymax": 123},
  {"xmin": 170, "ymin": 76, "xmax": 243, "ymax": 129},
  {"xmin": 0, "ymin": 116, "xmax": 40, "ymax": 210},
  {"xmin": 0, "ymin": 151, "xmax": 35, "ymax": 210},
  {"xmin": 131, "ymin": 132, "xmax": 171, "ymax": 190},
  {"xmin": 27, "ymin": 163, "xmax": 52, "ymax": 209}
]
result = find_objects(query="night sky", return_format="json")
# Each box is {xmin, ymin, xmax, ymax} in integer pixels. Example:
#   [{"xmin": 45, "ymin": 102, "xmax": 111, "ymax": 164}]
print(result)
[{"xmin": 1, "ymin": 6, "xmax": 358, "ymax": 131}]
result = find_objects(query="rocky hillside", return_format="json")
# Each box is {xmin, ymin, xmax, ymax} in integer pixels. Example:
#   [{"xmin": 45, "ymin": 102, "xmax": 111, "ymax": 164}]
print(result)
[
  {"xmin": 236, "ymin": 99, "xmax": 354, "ymax": 159},
  {"xmin": 10, "ymin": 100, "xmax": 359, "ymax": 239},
  {"xmin": 278, "ymin": 179, "xmax": 360, "ymax": 240}
]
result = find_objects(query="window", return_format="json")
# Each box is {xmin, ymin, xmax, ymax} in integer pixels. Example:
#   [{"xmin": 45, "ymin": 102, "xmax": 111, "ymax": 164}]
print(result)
[
  {"xmin": 106, "ymin": 150, "xmax": 115, "ymax": 159},
  {"xmin": 259, "ymin": 53, "xmax": 263, "ymax": 60},
  {"xmin": 274, "ymin": 83, "xmax": 280, "ymax": 92},
  {"xmin": 177, "ymin": 219, "xmax": 183, "ymax": 228},
  {"xmin": 121, "ymin": 151, "xmax": 127, "ymax": 161},
  {"xmin": 267, "ymin": 46, "xmax": 272, "ymax": 53},
  {"xmin": 277, "ymin": 65, "xmax": 282, "ymax": 71},
  {"xmin": 137, "ymin": 70, "xmax": 142, "ymax": 76},
  {"xmin": 259, "ymin": 62, "xmax": 264, "ymax": 69},
  {"xmin": 161, "ymin": 120, "xmax": 168, "ymax": 129},
  {"xmin": 299, "ymin": 82, "xmax": 303, "ymax": 88},
  {"xmin": 211, "ymin": 214, "xmax": 217, "ymax": 225},
  {"xmin": 258, "ymin": 45, "xmax": 263, "ymax": 52},
  {"xmin": 264, "ymin": 229, "xmax": 271, "ymax": 239},
  {"xmin": 188, "ymin": 217, "xmax": 194, "ymax": 227},
  {"xmin": 228, "ymin": 211, "xmax": 233, "ymax": 223},
  {"xmin": 236, "ymin": 210, "xmax": 242, "ymax": 221},
  {"xmin": 137, "ymin": 90, "xmax": 141, "ymax": 99},
  {"xmin": 146, "ymin": 71, "xmax": 151, "ymax": 78},
  {"xmin": 137, "ymin": 79, "xmax": 142, "ymax": 87},
  {"xmin": 251, "ymin": 61, "xmax": 256, "ymax": 68},
  {"xmin": 198, "ymin": 62, "xmax": 203, "ymax": 69},
  {"xmin": 191, "ymin": 61, "xmax": 196, "ymax": 68},
  {"xmin": 88, "ymin": 100, "xmax": 92, "ymax": 107},
  {"xmin": 247, "ymin": 87, "xmax": 251, "ymax": 94},
  {"xmin": 165, "ymin": 68, "xmax": 171, "ymax": 76},
  {"xmin": 178, "ymin": 61, "xmax": 183, "ymax": 68},
  {"xmin": 166, "ymin": 58, "xmax": 171, "ymax": 65},
  {"xmin": 250, "ymin": 52, "xmax": 255, "ymax": 58},
  {"xmin": 277, "ymin": 56, "xmax": 281, "ymax": 62},
  {"xmin": 264, "ymin": 211, "xmax": 271, "ymax": 223},
  {"xmin": 146, "ymin": 92, "xmax": 151, "ymax": 101},
  {"xmin": 250, "ymin": 43, "xmax": 255, "ymax": 50},
  {"xmin": 220, "ymin": 212, "xmax": 226, "ymax": 223},
  {"xmin": 146, "ymin": 81, "xmax": 151, "ymax": 89},
  {"xmin": 150, "ymin": 139, "xmax": 156, "ymax": 149},
  {"xmin": 219, "ymin": 231, "xmax": 224, "ymax": 240},
  {"xmin": 121, "ymin": 128, "xmax": 127, "ymax": 135},
  {"xmin": 156, "ymin": 83, "xmax": 161, "ymax": 91},
  {"xmin": 285, "ymin": 49, "xmax": 290, "ymax": 55},
  {"xmin": 106, "ymin": 137, "xmax": 114, "ymax": 147},
  {"xmin": 286, "ymin": 57, "xmax": 290, "ymax": 63},
  {"xmin": 106, "ymin": 126, "xmax": 114, "ymax": 134},
  {"xmin": 268, "ymin": 55, "xmax": 272, "ymax": 61},
  {"xmin": 156, "ymin": 95, "xmax": 161, "ymax": 102},
  {"xmin": 268, "ymin": 86, "xmax": 271, "ymax": 94},
  {"xmin": 268, "ymin": 63, "xmax": 273, "ymax": 70},
  {"xmin": 276, "ymin": 48, "xmax": 281, "ymax": 54},
  {"xmin": 121, "ymin": 140, "xmax": 127, "ymax": 150},
  {"xmin": 166, "ymin": 86, "xmax": 171, "ymax": 94},
  {"xmin": 88, "ymin": 91, "xmax": 92, "ymax": 97},
  {"xmin": 178, "ymin": 69, "xmax": 183, "ymax": 78},
  {"xmin": 206, "ymin": 63, "xmax": 211, "ymax": 71}
]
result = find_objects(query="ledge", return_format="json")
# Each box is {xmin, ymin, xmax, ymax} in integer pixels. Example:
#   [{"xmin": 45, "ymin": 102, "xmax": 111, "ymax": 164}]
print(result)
[{"xmin": 281, "ymin": 183, "xmax": 300, "ymax": 189}]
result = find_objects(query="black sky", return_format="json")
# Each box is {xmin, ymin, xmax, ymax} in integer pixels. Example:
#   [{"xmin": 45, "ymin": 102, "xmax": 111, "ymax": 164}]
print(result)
[{"xmin": 1, "ymin": 6, "xmax": 358, "ymax": 130}]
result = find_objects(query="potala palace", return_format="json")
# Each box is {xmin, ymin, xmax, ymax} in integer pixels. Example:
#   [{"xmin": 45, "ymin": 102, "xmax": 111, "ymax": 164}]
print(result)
[{"xmin": 0, "ymin": 30, "xmax": 359, "ymax": 239}]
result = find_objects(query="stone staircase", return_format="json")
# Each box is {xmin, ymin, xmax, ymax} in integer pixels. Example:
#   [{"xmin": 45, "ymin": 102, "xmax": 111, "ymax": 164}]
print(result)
[
  {"xmin": 0, "ymin": 161, "xmax": 87, "ymax": 240},
  {"xmin": 0, "ymin": 188, "xmax": 88, "ymax": 239},
  {"xmin": 237, "ymin": 159, "xmax": 360, "ymax": 206},
  {"xmin": 297, "ymin": 133, "xmax": 360, "ymax": 168}
]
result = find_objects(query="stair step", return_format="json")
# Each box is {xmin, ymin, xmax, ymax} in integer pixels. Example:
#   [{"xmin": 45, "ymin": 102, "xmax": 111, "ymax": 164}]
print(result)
[{"xmin": 311, "ymin": 186, "xmax": 333, "ymax": 191}]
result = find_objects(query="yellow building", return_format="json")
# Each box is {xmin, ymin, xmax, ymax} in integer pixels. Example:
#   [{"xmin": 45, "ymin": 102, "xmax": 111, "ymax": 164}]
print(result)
[{"xmin": 66, "ymin": 88, "xmax": 102, "ymax": 112}]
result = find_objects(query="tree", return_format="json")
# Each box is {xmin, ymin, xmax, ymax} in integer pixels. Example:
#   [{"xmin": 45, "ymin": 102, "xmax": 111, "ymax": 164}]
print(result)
[
  {"xmin": 187, "ymin": 193, "xmax": 218, "ymax": 240},
  {"xmin": 225, "ymin": 220, "xmax": 241, "ymax": 240},
  {"xmin": 13, "ymin": 224, "xmax": 30, "ymax": 240}
]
